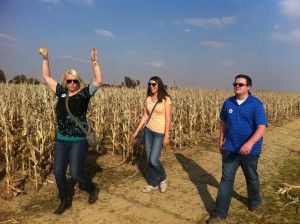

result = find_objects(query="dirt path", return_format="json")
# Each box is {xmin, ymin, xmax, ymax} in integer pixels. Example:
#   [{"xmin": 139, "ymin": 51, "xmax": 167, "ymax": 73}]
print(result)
[{"xmin": 2, "ymin": 118, "xmax": 300, "ymax": 224}]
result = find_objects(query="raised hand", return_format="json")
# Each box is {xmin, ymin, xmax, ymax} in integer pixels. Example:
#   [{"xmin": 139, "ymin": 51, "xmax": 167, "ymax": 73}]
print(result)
[
  {"xmin": 91, "ymin": 46, "xmax": 98, "ymax": 62},
  {"xmin": 39, "ymin": 42, "xmax": 48, "ymax": 59}
]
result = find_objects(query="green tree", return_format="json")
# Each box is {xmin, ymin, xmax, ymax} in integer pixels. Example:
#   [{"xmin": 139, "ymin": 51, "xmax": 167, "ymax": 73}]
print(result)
[
  {"xmin": 123, "ymin": 76, "xmax": 133, "ymax": 88},
  {"xmin": 122, "ymin": 76, "xmax": 140, "ymax": 88},
  {"xmin": 0, "ymin": 69, "xmax": 6, "ymax": 83},
  {"xmin": 28, "ymin": 77, "xmax": 40, "ymax": 84},
  {"xmin": 11, "ymin": 74, "xmax": 28, "ymax": 84},
  {"xmin": 136, "ymin": 80, "xmax": 140, "ymax": 87}
]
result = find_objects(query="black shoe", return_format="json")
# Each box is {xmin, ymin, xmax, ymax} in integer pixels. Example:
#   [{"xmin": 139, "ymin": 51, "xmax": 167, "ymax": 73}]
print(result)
[
  {"xmin": 206, "ymin": 216, "xmax": 224, "ymax": 224},
  {"xmin": 53, "ymin": 198, "xmax": 71, "ymax": 215},
  {"xmin": 87, "ymin": 183, "xmax": 99, "ymax": 204},
  {"xmin": 249, "ymin": 204, "xmax": 260, "ymax": 212}
]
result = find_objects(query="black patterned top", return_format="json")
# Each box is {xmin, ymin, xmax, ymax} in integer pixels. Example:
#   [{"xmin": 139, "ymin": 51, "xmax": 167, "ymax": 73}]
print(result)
[{"xmin": 55, "ymin": 83, "xmax": 91, "ymax": 138}]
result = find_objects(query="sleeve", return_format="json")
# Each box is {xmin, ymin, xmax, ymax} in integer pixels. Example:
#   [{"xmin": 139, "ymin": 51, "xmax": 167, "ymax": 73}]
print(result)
[
  {"xmin": 89, "ymin": 82, "xmax": 100, "ymax": 96},
  {"xmin": 220, "ymin": 101, "xmax": 227, "ymax": 122},
  {"xmin": 255, "ymin": 101, "xmax": 268, "ymax": 127},
  {"xmin": 55, "ymin": 83, "xmax": 67, "ymax": 97},
  {"xmin": 165, "ymin": 96, "xmax": 172, "ymax": 105}
]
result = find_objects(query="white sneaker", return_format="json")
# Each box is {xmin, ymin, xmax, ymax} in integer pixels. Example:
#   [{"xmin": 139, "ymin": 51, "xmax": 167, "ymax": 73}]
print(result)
[
  {"xmin": 159, "ymin": 180, "xmax": 167, "ymax": 193},
  {"xmin": 142, "ymin": 185, "xmax": 159, "ymax": 193}
]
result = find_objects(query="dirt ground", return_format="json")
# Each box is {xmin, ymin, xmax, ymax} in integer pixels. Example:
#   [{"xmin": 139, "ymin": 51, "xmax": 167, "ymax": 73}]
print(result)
[{"xmin": 1, "ymin": 118, "xmax": 300, "ymax": 224}]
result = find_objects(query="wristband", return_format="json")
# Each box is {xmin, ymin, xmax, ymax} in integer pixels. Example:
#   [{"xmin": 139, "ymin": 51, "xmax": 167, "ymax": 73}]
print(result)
[{"xmin": 92, "ymin": 61, "xmax": 98, "ymax": 67}]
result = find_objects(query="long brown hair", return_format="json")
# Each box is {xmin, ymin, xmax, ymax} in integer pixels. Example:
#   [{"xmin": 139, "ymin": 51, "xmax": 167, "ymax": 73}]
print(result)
[{"xmin": 147, "ymin": 76, "xmax": 170, "ymax": 103}]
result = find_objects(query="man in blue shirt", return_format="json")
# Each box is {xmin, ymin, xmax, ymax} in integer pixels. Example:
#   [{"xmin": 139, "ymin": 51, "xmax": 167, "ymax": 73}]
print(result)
[{"xmin": 207, "ymin": 74, "xmax": 268, "ymax": 223}]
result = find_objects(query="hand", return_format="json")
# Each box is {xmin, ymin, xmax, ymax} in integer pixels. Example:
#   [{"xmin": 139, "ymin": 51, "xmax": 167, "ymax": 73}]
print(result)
[
  {"xmin": 219, "ymin": 142, "xmax": 223, "ymax": 154},
  {"xmin": 239, "ymin": 142, "xmax": 254, "ymax": 155},
  {"xmin": 131, "ymin": 132, "xmax": 138, "ymax": 142},
  {"xmin": 163, "ymin": 136, "xmax": 169, "ymax": 147},
  {"xmin": 219, "ymin": 146, "xmax": 223, "ymax": 155},
  {"xmin": 39, "ymin": 42, "xmax": 48, "ymax": 59},
  {"xmin": 91, "ymin": 46, "xmax": 98, "ymax": 62}
]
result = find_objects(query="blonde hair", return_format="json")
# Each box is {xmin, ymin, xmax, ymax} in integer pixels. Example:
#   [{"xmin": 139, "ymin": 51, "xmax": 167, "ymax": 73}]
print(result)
[{"xmin": 61, "ymin": 69, "xmax": 86, "ymax": 90}]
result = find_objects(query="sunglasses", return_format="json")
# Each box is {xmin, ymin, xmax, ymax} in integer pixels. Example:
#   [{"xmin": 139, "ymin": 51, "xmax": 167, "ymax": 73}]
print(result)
[
  {"xmin": 233, "ymin": 83, "xmax": 247, "ymax": 87},
  {"xmin": 66, "ymin": 79, "xmax": 79, "ymax": 84},
  {"xmin": 148, "ymin": 83, "xmax": 157, "ymax": 87}
]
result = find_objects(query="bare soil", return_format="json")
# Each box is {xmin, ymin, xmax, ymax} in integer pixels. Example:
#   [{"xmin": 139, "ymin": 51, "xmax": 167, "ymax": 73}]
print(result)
[{"xmin": 1, "ymin": 118, "xmax": 300, "ymax": 224}]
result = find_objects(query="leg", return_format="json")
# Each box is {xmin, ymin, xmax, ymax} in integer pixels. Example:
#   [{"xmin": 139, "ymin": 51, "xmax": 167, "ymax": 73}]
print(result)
[
  {"xmin": 69, "ymin": 139, "xmax": 99, "ymax": 204},
  {"xmin": 54, "ymin": 139, "xmax": 69, "ymax": 198},
  {"xmin": 148, "ymin": 131, "xmax": 166, "ymax": 183},
  {"xmin": 144, "ymin": 127, "xmax": 159, "ymax": 187},
  {"xmin": 240, "ymin": 154, "xmax": 261, "ymax": 207},
  {"xmin": 69, "ymin": 139, "xmax": 92, "ymax": 188},
  {"xmin": 53, "ymin": 139, "xmax": 72, "ymax": 214},
  {"xmin": 215, "ymin": 150, "xmax": 240, "ymax": 219}
]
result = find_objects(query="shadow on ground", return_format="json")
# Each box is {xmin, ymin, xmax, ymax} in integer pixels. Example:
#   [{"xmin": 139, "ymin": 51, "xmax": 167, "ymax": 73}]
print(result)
[{"xmin": 175, "ymin": 152, "xmax": 248, "ymax": 216}]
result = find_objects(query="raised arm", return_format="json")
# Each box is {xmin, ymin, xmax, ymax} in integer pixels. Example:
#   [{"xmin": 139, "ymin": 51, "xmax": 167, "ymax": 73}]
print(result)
[
  {"xmin": 91, "ymin": 46, "xmax": 103, "ymax": 87},
  {"xmin": 39, "ymin": 43, "xmax": 57, "ymax": 92}
]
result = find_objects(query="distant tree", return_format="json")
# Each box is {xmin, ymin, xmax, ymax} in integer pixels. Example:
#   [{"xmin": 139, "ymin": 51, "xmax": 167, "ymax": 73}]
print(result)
[
  {"xmin": 10, "ymin": 74, "xmax": 28, "ymax": 84},
  {"xmin": 0, "ymin": 69, "xmax": 6, "ymax": 83},
  {"xmin": 27, "ymin": 77, "xmax": 40, "ymax": 84},
  {"xmin": 123, "ymin": 76, "xmax": 133, "ymax": 88},
  {"xmin": 136, "ymin": 80, "xmax": 140, "ymax": 87},
  {"xmin": 122, "ymin": 76, "xmax": 141, "ymax": 88}
]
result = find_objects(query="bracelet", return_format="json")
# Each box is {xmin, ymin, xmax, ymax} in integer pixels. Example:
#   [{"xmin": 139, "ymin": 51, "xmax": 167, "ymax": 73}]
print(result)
[
  {"xmin": 92, "ymin": 61, "xmax": 98, "ymax": 67},
  {"xmin": 43, "ymin": 57, "xmax": 49, "ymax": 60}
]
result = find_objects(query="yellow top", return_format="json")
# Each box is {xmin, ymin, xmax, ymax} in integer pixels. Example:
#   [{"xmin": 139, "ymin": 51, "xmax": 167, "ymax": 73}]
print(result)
[{"xmin": 146, "ymin": 96, "xmax": 171, "ymax": 134}]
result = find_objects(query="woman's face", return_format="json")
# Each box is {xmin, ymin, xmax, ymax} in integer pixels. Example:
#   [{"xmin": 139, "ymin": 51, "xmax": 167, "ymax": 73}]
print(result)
[
  {"xmin": 148, "ymin": 80, "xmax": 158, "ymax": 94},
  {"xmin": 65, "ymin": 73, "xmax": 80, "ymax": 92}
]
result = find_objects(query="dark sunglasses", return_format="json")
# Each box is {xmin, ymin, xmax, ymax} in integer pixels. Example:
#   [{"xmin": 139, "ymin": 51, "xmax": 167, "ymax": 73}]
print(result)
[
  {"xmin": 148, "ymin": 83, "xmax": 157, "ymax": 87},
  {"xmin": 66, "ymin": 79, "xmax": 79, "ymax": 84},
  {"xmin": 233, "ymin": 82, "xmax": 247, "ymax": 87}
]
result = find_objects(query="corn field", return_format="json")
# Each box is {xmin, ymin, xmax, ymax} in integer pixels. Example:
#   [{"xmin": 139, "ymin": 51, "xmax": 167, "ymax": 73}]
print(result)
[{"xmin": 1, "ymin": 83, "xmax": 300, "ymax": 199}]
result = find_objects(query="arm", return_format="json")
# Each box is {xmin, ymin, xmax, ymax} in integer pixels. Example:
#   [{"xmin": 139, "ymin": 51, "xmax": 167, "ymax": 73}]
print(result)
[
  {"xmin": 39, "ymin": 43, "xmax": 57, "ymax": 92},
  {"xmin": 219, "ymin": 121, "xmax": 226, "ymax": 154},
  {"xmin": 163, "ymin": 101, "xmax": 172, "ymax": 147},
  {"xmin": 91, "ymin": 46, "xmax": 102, "ymax": 87},
  {"xmin": 131, "ymin": 110, "xmax": 149, "ymax": 141},
  {"xmin": 239, "ymin": 125, "xmax": 266, "ymax": 155}
]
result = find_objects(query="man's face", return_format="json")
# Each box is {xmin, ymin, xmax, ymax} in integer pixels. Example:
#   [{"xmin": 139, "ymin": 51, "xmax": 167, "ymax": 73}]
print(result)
[{"xmin": 233, "ymin": 78, "xmax": 251, "ymax": 95}]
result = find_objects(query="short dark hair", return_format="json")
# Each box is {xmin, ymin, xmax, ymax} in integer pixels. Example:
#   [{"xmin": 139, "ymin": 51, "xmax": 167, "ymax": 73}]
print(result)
[{"xmin": 235, "ymin": 74, "xmax": 252, "ymax": 87}]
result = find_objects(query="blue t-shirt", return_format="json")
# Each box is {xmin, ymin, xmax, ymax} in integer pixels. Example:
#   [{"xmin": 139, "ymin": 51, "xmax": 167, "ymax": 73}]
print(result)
[{"xmin": 220, "ymin": 93, "xmax": 268, "ymax": 155}]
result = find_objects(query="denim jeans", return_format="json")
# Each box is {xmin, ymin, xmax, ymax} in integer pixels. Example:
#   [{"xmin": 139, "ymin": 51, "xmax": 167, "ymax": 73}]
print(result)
[
  {"xmin": 54, "ymin": 139, "xmax": 92, "ymax": 197},
  {"xmin": 144, "ymin": 127, "xmax": 166, "ymax": 187},
  {"xmin": 215, "ymin": 149, "xmax": 261, "ymax": 218}
]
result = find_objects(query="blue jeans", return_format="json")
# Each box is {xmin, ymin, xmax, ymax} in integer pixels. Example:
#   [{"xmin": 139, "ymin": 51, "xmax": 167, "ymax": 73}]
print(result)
[
  {"xmin": 215, "ymin": 150, "xmax": 261, "ymax": 218},
  {"xmin": 144, "ymin": 127, "xmax": 166, "ymax": 187},
  {"xmin": 54, "ymin": 139, "xmax": 92, "ymax": 197}
]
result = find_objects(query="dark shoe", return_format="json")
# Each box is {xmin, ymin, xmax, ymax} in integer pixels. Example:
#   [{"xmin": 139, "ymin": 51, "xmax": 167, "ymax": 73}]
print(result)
[
  {"xmin": 87, "ymin": 183, "xmax": 99, "ymax": 204},
  {"xmin": 206, "ymin": 216, "xmax": 224, "ymax": 224},
  {"xmin": 249, "ymin": 204, "xmax": 260, "ymax": 212},
  {"xmin": 53, "ymin": 198, "xmax": 71, "ymax": 215}
]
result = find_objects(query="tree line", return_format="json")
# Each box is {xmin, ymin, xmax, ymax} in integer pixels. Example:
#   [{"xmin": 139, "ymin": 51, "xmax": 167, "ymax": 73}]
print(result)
[
  {"xmin": 0, "ymin": 69, "xmax": 40, "ymax": 84},
  {"xmin": 0, "ymin": 69, "xmax": 141, "ymax": 88}
]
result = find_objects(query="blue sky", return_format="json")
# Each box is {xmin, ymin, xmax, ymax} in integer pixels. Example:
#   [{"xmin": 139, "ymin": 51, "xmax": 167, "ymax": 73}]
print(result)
[{"xmin": 1, "ymin": 0, "xmax": 300, "ymax": 92}]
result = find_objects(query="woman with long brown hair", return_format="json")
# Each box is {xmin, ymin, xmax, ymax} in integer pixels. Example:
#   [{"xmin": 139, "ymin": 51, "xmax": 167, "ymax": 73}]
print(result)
[{"xmin": 132, "ymin": 76, "xmax": 172, "ymax": 193}]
